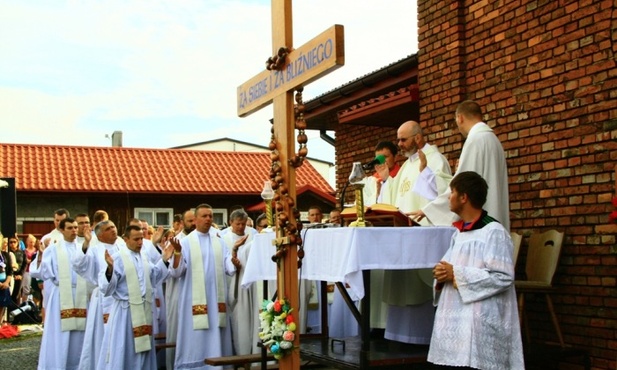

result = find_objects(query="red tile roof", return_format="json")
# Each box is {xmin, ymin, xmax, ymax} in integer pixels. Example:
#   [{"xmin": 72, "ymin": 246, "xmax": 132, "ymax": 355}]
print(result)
[
  {"xmin": 0, "ymin": 143, "xmax": 334, "ymax": 195},
  {"xmin": 245, "ymin": 184, "xmax": 337, "ymax": 212}
]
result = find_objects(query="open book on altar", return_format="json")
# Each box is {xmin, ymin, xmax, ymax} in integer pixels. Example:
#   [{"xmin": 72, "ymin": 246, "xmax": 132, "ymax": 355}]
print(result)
[{"xmin": 341, "ymin": 203, "xmax": 416, "ymax": 227}]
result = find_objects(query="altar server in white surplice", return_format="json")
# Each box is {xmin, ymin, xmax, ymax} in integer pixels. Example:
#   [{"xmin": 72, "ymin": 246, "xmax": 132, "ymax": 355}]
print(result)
[
  {"xmin": 375, "ymin": 120, "xmax": 452, "ymax": 345},
  {"xmin": 169, "ymin": 204, "xmax": 235, "ymax": 369},
  {"xmin": 96, "ymin": 225, "xmax": 171, "ymax": 370},
  {"xmin": 412, "ymin": 100, "xmax": 511, "ymax": 232},
  {"xmin": 221, "ymin": 209, "xmax": 259, "ymax": 355},
  {"xmin": 428, "ymin": 171, "xmax": 523, "ymax": 369},
  {"xmin": 72, "ymin": 219, "xmax": 121, "ymax": 370},
  {"xmin": 31, "ymin": 217, "xmax": 87, "ymax": 370},
  {"xmin": 166, "ymin": 209, "xmax": 195, "ymax": 370}
]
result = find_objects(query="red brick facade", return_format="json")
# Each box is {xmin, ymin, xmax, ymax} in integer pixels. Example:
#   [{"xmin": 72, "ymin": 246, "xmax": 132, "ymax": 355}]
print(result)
[
  {"xmin": 418, "ymin": 1, "xmax": 616, "ymax": 368},
  {"xmin": 321, "ymin": 1, "xmax": 617, "ymax": 368}
]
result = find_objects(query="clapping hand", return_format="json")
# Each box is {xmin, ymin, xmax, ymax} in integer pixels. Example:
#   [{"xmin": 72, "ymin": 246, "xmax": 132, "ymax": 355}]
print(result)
[
  {"xmin": 152, "ymin": 226, "xmax": 165, "ymax": 246},
  {"xmin": 83, "ymin": 226, "xmax": 92, "ymax": 243},
  {"xmin": 167, "ymin": 237, "xmax": 182, "ymax": 255},
  {"xmin": 234, "ymin": 235, "xmax": 249, "ymax": 250},
  {"xmin": 162, "ymin": 242, "xmax": 175, "ymax": 263},
  {"xmin": 104, "ymin": 250, "xmax": 114, "ymax": 269}
]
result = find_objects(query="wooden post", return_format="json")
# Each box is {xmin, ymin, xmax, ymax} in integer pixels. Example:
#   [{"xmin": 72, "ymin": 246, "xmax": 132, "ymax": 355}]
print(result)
[{"xmin": 237, "ymin": 1, "xmax": 344, "ymax": 369}]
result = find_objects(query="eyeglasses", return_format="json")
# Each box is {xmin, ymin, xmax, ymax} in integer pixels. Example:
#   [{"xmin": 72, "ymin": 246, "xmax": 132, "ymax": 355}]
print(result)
[
  {"xmin": 397, "ymin": 137, "xmax": 410, "ymax": 142},
  {"xmin": 9, "ymin": 240, "xmax": 18, "ymax": 244}
]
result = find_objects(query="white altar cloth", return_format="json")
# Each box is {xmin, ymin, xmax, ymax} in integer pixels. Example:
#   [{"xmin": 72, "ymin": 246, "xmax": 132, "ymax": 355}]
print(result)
[{"xmin": 241, "ymin": 226, "xmax": 456, "ymax": 300}]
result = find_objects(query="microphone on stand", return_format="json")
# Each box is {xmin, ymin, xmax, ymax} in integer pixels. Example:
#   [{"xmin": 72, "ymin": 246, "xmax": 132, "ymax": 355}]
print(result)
[{"xmin": 362, "ymin": 154, "xmax": 386, "ymax": 171}]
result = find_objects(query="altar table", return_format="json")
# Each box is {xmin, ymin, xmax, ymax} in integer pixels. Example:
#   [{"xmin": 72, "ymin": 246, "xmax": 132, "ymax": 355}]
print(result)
[
  {"xmin": 241, "ymin": 226, "xmax": 456, "ymax": 369},
  {"xmin": 241, "ymin": 226, "xmax": 456, "ymax": 299}
]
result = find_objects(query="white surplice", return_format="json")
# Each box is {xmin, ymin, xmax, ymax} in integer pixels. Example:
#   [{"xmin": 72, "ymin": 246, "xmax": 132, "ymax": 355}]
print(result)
[
  {"xmin": 170, "ymin": 229, "xmax": 235, "ymax": 370},
  {"xmin": 379, "ymin": 143, "xmax": 452, "ymax": 344},
  {"xmin": 72, "ymin": 240, "xmax": 121, "ymax": 370},
  {"xmin": 221, "ymin": 227, "xmax": 261, "ymax": 355},
  {"xmin": 422, "ymin": 122, "xmax": 511, "ymax": 231},
  {"xmin": 142, "ymin": 239, "xmax": 167, "ymax": 336},
  {"xmin": 428, "ymin": 222, "xmax": 524, "ymax": 370},
  {"xmin": 165, "ymin": 230, "xmax": 188, "ymax": 370},
  {"xmin": 96, "ymin": 249, "xmax": 169, "ymax": 370},
  {"xmin": 40, "ymin": 228, "xmax": 63, "ymax": 310},
  {"xmin": 30, "ymin": 239, "xmax": 85, "ymax": 370}
]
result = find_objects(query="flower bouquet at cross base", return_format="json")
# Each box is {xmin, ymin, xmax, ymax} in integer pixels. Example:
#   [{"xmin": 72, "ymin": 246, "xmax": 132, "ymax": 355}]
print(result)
[{"xmin": 258, "ymin": 298, "xmax": 297, "ymax": 359}]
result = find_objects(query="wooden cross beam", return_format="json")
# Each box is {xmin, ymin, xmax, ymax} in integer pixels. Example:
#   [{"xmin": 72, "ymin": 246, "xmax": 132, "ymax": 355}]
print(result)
[{"xmin": 237, "ymin": 1, "xmax": 344, "ymax": 369}]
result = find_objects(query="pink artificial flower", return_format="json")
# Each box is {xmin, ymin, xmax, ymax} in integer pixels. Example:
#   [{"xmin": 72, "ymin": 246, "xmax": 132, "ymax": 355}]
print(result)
[{"xmin": 283, "ymin": 331, "xmax": 295, "ymax": 341}]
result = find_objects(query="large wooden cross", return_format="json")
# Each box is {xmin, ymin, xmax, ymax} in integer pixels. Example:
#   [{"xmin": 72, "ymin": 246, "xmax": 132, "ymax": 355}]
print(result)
[{"xmin": 237, "ymin": 1, "xmax": 344, "ymax": 368}]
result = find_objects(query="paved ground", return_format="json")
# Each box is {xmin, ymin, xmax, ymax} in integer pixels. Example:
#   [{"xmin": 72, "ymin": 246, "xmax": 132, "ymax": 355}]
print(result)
[
  {"xmin": 0, "ymin": 325, "xmax": 43, "ymax": 369},
  {"xmin": 0, "ymin": 325, "xmax": 586, "ymax": 369}
]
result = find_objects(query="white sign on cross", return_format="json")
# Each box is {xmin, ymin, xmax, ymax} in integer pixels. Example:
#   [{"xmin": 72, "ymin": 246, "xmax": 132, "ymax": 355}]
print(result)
[{"xmin": 237, "ymin": 1, "xmax": 344, "ymax": 368}]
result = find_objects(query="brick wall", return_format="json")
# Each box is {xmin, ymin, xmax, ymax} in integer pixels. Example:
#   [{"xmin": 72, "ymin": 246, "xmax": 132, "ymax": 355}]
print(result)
[{"xmin": 415, "ymin": 0, "xmax": 617, "ymax": 368}]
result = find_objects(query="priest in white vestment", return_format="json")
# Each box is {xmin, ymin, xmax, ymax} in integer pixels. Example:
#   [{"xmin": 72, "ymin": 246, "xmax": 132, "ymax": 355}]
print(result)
[
  {"xmin": 169, "ymin": 204, "xmax": 235, "ymax": 369},
  {"xmin": 39, "ymin": 208, "xmax": 70, "ymax": 316},
  {"xmin": 363, "ymin": 141, "xmax": 402, "ymax": 207},
  {"xmin": 221, "ymin": 209, "xmax": 260, "ymax": 355},
  {"xmin": 377, "ymin": 120, "xmax": 452, "ymax": 344},
  {"xmin": 165, "ymin": 209, "xmax": 195, "ymax": 370},
  {"xmin": 364, "ymin": 141, "xmax": 402, "ymax": 331},
  {"xmin": 413, "ymin": 100, "xmax": 511, "ymax": 231},
  {"xmin": 72, "ymin": 220, "xmax": 121, "ymax": 370},
  {"xmin": 96, "ymin": 225, "xmax": 172, "ymax": 370},
  {"xmin": 129, "ymin": 218, "xmax": 168, "ymax": 368},
  {"xmin": 31, "ymin": 218, "xmax": 87, "ymax": 370},
  {"xmin": 428, "ymin": 171, "xmax": 524, "ymax": 369}
]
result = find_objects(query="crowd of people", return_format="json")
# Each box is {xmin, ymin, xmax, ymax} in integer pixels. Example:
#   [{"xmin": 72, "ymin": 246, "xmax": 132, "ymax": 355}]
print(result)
[
  {"xmin": 0, "ymin": 100, "xmax": 524, "ymax": 370},
  {"xmin": 0, "ymin": 231, "xmax": 42, "ymax": 325},
  {"xmin": 1, "ymin": 203, "xmax": 340, "ymax": 370}
]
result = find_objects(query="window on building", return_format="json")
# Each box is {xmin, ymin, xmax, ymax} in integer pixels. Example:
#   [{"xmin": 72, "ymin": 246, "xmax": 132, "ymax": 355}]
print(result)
[
  {"xmin": 134, "ymin": 208, "xmax": 173, "ymax": 227},
  {"xmin": 212, "ymin": 208, "xmax": 228, "ymax": 228}
]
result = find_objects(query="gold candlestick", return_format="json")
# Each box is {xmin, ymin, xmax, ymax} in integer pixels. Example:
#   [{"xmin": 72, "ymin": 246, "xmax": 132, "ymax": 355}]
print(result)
[
  {"xmin": 261, "ymin": 180, "xmax": 275, "ymax": 228},
  {"xmin": 349, "ymin": 183, "xmax": 367, "ymax": 227}
]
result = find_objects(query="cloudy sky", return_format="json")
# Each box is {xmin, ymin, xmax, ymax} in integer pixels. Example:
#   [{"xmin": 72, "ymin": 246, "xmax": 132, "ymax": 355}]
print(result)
[{"xmin": 0, "ymin": 0, "xmax": 418, "ymax": 163}]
